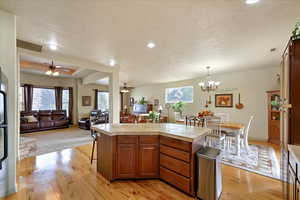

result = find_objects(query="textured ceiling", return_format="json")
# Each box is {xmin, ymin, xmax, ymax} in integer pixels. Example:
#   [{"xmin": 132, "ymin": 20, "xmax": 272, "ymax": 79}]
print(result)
[{"xmin": 1, "ymin": 0, "xmax": 299, "ymax": 86}]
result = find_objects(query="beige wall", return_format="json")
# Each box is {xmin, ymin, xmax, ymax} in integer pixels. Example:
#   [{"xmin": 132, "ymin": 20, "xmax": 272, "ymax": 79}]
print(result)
[
  {"xmin": 20, "ymin": 72, "xmax": 108, "ymax": 123},
  {"xmin": 76, "ymin": 79, "xmax": 108, "ymax": 119},
  {"xmin": 131, "ymin": 67, "xmax": 280, "ymax": 141}
]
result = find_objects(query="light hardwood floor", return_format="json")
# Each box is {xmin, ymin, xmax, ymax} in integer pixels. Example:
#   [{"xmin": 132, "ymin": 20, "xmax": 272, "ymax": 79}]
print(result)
[{"xmin": 1, "ymin": 143, "xmax": 282, "ymax": 200}]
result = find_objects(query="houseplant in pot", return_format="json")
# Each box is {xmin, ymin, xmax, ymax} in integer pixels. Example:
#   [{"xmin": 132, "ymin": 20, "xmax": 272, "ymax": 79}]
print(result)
[{"xmin": 172, "ymin": 101, "xmax": 185, "ymax": 121}]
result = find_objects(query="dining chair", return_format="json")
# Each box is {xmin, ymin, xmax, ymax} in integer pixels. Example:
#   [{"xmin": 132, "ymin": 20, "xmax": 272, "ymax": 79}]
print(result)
[
  {"xmin": 204, "ymin": 117, "xmax": 226, "ymax": 150},
  {"xmin": 185, "ymin": 115, "xmax": 196, "ymax": 126},
  {"xmin": 225, "ymin": 116, "xmax": 254, "ymax": 154}
]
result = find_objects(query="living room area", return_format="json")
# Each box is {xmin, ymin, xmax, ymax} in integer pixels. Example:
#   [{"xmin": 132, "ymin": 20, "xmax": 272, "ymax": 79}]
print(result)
[{"xmin": 18, "ymin": 53, "xmax": 112, "ymax": 160}]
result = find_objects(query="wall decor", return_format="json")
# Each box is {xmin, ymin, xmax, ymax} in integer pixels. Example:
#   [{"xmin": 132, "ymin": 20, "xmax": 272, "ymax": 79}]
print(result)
[
  {"xmin": 154, "ymin": 99, "xmax": 159, "ymax": 106},
  {"xmin": 215, "ymin": 94, "xmax": 233, "ymax": 108},
  {"xmin": 235, "ymin": 93, "xmax": 244, "ymax": 109},
  {"xmin": 82, "ymin": 96, "xmax": 91, "ymax": 106},
  {"xmin": 130, "ymin": 97, "xmax": 134, "ymax": 106}
]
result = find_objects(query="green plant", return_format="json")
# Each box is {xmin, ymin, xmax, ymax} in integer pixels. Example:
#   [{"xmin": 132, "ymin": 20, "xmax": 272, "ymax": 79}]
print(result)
[
  {"xmin": 271, "ymin": 100, "xmax": 279, "ymax": 107},
  {"xmin": 172, "ymin": 101, "xmax": 185, "ymax": 114},
  {"xmin": 292, "ymin": 22, "xmax": 300, "ymax": 37},
  {"xmin": 138, "ymin": 97, "xmax": 148, "ymax": 105},
  {"xmin": 148, "ymin": 111, "xmax": 160, "ymax": 122}
]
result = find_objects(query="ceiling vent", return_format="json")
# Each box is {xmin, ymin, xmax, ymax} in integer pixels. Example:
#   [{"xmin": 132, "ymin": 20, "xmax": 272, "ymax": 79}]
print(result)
[{"xmin": 16, "ymin": 39, "xmax": 43, "ymax": 52}]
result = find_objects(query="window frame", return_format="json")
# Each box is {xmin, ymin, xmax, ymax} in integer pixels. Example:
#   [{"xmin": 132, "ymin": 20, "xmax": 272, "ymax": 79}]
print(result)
[
  {"xmin": 165, "ymin": 86, "xmax": 194, "ymax": 104},
  {"xmin": 97, "ymin": 90, "xmax": 109, "ymax": 111},
  {"xmin": 32, "ymin": 87, "xmax": 56, "ymax": 111}
]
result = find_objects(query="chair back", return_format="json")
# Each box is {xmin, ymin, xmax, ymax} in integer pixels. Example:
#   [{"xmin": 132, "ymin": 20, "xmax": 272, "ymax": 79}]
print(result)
[
  {"xmin": 206, "ymin": 117, "xmax": 222, "ymax": 136},
  {"xmin": 185, "ymin": 115, "xmax": 196, "ymax": 126},
  {"xmin": 244, "ymin": 116, "xmax": 254, "ymax": 139},
  {"xmin": 214, "ymin": 113, "xmax": 229, "ymax": 122}
]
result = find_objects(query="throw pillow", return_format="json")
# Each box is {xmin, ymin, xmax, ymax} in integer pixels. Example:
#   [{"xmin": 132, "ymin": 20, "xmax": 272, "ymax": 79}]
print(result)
[{"xmin": 24, "ymin": 115, "xmax": 38, "ymax": 123}]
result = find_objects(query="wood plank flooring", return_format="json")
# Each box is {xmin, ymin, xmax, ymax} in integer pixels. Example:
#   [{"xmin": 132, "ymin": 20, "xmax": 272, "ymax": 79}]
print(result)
[{"xmin": 1, "ymin": 143, "xmax": 282, "ymax": 200}]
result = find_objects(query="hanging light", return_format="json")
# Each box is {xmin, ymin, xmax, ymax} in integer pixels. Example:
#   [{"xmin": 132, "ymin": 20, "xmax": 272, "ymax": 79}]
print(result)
[
  {"xmin": 45, "ymin": 61, "xmax": 59, "ymax": 76},
  {"xmin": 121, "ymin": 83, "xmax": 130, "ymax": 93},
  {"xmin": 198, "ymin": 66, "xmax": 220, "ymax": 92}
]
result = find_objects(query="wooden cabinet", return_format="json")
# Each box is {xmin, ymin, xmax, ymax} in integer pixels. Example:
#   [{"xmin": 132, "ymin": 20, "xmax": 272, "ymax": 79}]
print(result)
[
  {"xmin": 267, "ymin": 90, "xmax": 280, "ymax": 145},
  {"xmin": 97, "ymin": 133, "xmax": 201, "ymax": 196},
  {"xmin": 138, "ymin": 143, "xmax": 159, "ymax": 177},
  {"xmin": 159, "ymin": 136, "xmax": 194, "ymax": 194},
  {"xmin": 117, "ymin": 143, "xmax": 138, "ymax": 178},
  {"xmin": 115, "ymin": 135, "xmax": 159, "ymax": 179}
]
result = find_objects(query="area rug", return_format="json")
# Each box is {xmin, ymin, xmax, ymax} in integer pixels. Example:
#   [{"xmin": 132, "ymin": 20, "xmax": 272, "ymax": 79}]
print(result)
[
  {"xmin": 20, "ymin": 127, "xmax": 92, "ymax": 160},
  {"xmin": 221, "ymin": 144, "xmax": 280, "ymax": 180}
]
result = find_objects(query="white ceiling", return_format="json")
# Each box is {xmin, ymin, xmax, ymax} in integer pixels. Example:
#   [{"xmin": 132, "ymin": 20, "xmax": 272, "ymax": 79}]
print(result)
[
  {"xmin": 20, "ymin": 53, "xmax": 99, "ymax": 78},
  {"xmin": 1, "ymin": 0, "xmax": 300, "ymax": 86}
]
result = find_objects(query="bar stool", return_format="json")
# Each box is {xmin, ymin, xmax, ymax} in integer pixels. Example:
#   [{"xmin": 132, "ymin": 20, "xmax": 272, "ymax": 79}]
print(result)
[{"xmin": 90, "ymin": 129, "xmax": 97, "ymax": 164}]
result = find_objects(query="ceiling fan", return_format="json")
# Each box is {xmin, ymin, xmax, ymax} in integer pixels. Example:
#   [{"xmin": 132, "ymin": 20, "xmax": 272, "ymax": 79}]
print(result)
[{"xmin": 45, "ymin": 61, "xmax": 60, "ymax": 76}]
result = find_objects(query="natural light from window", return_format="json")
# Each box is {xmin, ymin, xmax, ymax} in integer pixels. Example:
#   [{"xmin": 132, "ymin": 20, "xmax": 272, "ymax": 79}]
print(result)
[
  {"xmin": 97, "ymin": 91, "xmax": 109, "ymax": 111},
  {"xmin": 32, "ymin": 88, "xmax": 56, "ymax": 110},
  {"xmin": 165, "ymin": 86, "xmax": 193, "ymax": 103},
  {"xmin": 19, "ymin": 86, "xmax": 24, "ymax": 111},
  {"xmin": 62, "ymin": 89, "xmax": 69, "ymax": 116}
]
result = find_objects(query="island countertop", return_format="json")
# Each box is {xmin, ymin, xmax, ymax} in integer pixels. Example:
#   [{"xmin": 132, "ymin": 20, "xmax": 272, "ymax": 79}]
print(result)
[{"xmin": 91, "ymin": 123, "xmax": 211, "ymax": 142}]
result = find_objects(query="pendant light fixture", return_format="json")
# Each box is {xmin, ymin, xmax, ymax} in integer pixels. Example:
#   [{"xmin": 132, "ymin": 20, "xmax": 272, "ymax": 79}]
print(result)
[{"xmin": 198, "ymin": 66, "xmax": 220, "ymax": 92}]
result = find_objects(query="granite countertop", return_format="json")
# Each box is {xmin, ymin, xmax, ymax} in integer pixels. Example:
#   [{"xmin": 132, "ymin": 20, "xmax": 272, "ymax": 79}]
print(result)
[
  {"xmin": 91, "ymin": 123, "xmax": 211, "ymax": 142},
  {"xmin": 288, "ymin": 145, "xmax": 300, "ymax": 164}
]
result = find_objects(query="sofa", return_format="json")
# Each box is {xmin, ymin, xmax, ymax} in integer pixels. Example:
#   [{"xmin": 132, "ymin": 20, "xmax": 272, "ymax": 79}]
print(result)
[{"xmin": 20, "ymin": 110, "xmax": 69, "ymax": 134}]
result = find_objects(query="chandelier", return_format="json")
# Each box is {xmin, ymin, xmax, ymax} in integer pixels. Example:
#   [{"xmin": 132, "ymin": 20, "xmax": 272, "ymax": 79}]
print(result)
[
  {"xmin": 45, "ymin": 61, "xmax": 59, "ymax": 76},
  {"xmin": 198, "ymin": 66, "xmax": 220, "ymax": 92}
]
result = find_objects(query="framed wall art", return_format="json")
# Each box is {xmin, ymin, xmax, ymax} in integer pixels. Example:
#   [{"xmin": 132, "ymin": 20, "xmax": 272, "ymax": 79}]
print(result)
[{"xmin": 215, "ymin": 94, "xmax": 233, "ymax": 108}]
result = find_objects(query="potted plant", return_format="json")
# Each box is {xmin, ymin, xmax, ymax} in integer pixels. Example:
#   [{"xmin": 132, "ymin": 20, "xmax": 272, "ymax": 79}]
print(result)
[
  {"xmin": 138, "ymin": 97, "xmax": 148, "ymax": 105},
  {"xmin": 148, "ymin": 111, "xmax": 160, "ymax": 123},
  {"xmin": 172, "ymin": 101, "xmax": 185, "ymax": 121}
]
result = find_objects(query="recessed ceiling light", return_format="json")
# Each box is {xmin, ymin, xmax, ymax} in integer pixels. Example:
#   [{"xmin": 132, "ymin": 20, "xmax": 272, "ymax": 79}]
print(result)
[
  {"xmin": 49, "ymin": 43, "xmax": 57, "ymax": 50},
  {"xmin": 147, "ymin": 42, "xmax": 156, "ymax": 49},
  {"xmin": 246, "ymin": 0, "xmax": 260, "ymax": 4},
  {"xmin": 109, "ymin": 59, "xmax": 116, "ymax": 66}
]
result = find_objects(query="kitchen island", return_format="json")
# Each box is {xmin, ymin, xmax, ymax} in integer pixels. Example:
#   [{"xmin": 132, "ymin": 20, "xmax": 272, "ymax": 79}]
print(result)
[{"xmin": 92, "ymin": 123, "xmax": 211, "ymax": 196}]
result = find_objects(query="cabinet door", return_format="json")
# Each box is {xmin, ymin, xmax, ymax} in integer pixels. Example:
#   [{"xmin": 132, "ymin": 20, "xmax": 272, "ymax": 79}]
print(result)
[
  {"xmin": 116, "ymin": 143, "xmax": 137, "ymax": 178},
  {"xmin": 138, "ymin": 144, "xmax": 159, "ymax": 177}
]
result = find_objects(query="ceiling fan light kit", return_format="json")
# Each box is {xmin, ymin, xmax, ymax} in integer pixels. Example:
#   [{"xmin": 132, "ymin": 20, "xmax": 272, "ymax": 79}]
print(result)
[{"xmin": 45, "ymin": 61, "xmax": 60, "ymax": 76}]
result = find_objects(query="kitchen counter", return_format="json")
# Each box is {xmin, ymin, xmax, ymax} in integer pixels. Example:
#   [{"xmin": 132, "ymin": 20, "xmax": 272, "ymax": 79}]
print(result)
[
  {"xmin": 92, "ymin": 123, "xmax": 211, "ymax": 196},
  {"xmin": 92, "ymin": 123, "xmax": 211, "ymax": 142}
]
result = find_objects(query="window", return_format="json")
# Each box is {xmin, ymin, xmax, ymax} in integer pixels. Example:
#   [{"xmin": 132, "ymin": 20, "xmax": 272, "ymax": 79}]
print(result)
[
  {"xmin": 97, "ymin": 91, "xmax": 109, "ymax": 111},
  {"xmin": 165, "ymin": 86, "xmax": 193, "ymax": 103},
  {"xmin": 32, "ymin": 88, "xmax": 56, "ymax": 110},
  {"xmin": 62, "ymin": 89, "xmax": 69, "ymax": 116},
  {"xmin": 19, "ymin": 86, "xmax": 24, "ymax": 111}
]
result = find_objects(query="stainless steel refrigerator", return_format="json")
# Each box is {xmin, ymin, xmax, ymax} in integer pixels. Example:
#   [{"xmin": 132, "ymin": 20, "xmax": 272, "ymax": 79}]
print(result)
[{"xmin": 0, "ymin": 67, "xmax": 8, "ymax": 197}]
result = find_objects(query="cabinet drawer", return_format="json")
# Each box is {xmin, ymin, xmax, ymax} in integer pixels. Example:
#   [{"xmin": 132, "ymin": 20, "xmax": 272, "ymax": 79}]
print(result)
[
  {"xmin": 117, "ymin": 136, "xmax": 138, "ymax": 144},
  {"xmin": 140, "ymin": 135, "xmax": 159, "ymax": 144},
  {"xmin": 160, "ymin": 166, "xmax": 190, "ymax": 194},
  {"xmin": 160, "ymin": 144, "xmax": 190, "ymax": 162},
  {"xmin": 160, "ymin": 153, "xmax": 190, "ymax": 177},
  {"xmin": 160, "ymin": 136, "xmax": 191, "ymax": 152}
]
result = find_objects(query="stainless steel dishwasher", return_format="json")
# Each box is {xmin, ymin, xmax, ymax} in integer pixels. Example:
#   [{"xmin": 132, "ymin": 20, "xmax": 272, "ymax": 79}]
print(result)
[{"xmin": 196, "ymin": 146, "xmax": 222, "ymax": 200}]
